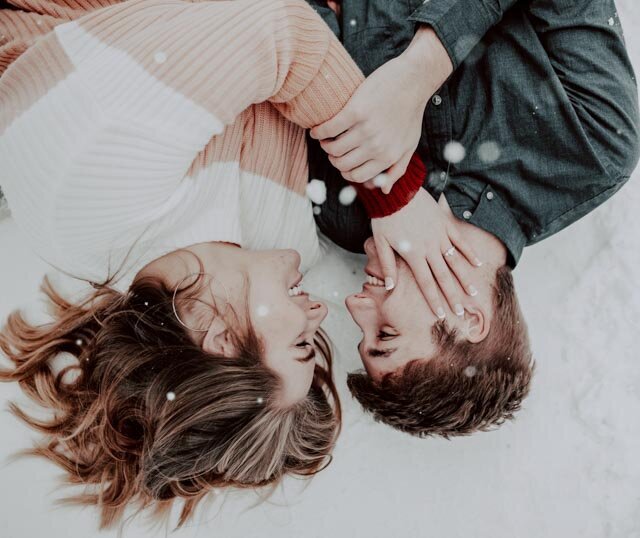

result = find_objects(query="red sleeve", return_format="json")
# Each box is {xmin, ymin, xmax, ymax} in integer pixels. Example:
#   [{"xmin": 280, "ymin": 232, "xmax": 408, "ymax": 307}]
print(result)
[{"xmin": 353, "ymin": 152, "xmax": 426, "ymax": 218}]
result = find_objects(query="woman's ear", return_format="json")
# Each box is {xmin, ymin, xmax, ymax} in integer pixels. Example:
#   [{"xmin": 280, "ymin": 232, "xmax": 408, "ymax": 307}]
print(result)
[
  {"xmin": 463, "ymin": 305, "xmax": 491, "ymax": 344},
  {"xmin": 202, "ymin": 317, "xmax": 237, "ymax": 357}
]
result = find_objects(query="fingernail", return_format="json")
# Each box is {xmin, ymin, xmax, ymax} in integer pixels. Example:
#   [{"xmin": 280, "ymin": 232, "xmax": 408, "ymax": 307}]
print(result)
[
  {"xmin": 436, "ymin": 307, "xmax": 446, "ymax": 319},
  {"xmin": 455, "ymin": 304, "xmax": 464, "ymax": 316},
  {"xmin": 468, "ymin": 285, "xmax": 478, "ymax": 296},
  {"xmin": 385, "ymin": 277, "xmax": 395, "ymax": 290}
]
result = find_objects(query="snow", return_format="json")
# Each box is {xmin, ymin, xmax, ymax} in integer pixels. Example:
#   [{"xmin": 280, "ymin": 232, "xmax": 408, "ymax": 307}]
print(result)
[
  {"xmin": 1, "ymin": 3, "xmax": 640, "ymax": 537},
  {"xmin": 443, "ymin": 140, "xmax": 466, "ymax": 164},
  {"xmin": 306, "ymin": 179, "xmax": 327, "ymax": 205}
]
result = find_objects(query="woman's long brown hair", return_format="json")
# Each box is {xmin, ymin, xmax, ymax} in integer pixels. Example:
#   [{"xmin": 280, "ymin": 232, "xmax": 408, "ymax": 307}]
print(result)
[{"xmin": 0, "ymin": 272, "xmax": 341, "ymax": 529}]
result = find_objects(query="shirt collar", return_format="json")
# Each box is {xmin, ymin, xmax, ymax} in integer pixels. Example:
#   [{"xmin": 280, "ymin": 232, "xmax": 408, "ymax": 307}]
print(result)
[{"xmin": 444, "ymin": 184, "xmax": 526, "ymax": 268}]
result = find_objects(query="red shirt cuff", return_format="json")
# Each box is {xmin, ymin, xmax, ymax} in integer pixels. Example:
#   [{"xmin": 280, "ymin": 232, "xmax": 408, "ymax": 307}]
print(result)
[{"xmin": 353, "ymin": 153, "xmax": 426, "ymax": 218}]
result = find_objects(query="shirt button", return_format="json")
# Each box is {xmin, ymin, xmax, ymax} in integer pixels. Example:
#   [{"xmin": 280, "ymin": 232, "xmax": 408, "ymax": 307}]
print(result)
[
  {"xmin": 463, "ymin": 210, "xmax": 472, "ymax": 220},
  {"xmin": 440, "ymin": 171, "xmax": 447, "ymax": 180},
  {"xmin": 432, "ymin": 94, "xmax": 442, "ymax": 106},
  {"xmin": 486, "ymin": 191, "xmax": 494, "ymax": 200}
]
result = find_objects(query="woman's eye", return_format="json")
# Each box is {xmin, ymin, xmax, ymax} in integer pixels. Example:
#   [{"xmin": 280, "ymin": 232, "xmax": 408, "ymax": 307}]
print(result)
[
  {"xmin": 297, "ymin": 340, "xmax": 311, "ymax": 348},
  {"xmin": 378, "ymin": 331, "xmax": 396, "ymax": 341}
]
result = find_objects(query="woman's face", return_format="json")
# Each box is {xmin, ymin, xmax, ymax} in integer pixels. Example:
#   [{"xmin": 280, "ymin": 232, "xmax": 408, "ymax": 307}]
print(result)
[
  {"xmin": 243, "ymin": 248, "xmax": 329, "ymax": 407},
  {"xmin": 170, "ymin": 243, "xmax": 328, "ymax": 408}
]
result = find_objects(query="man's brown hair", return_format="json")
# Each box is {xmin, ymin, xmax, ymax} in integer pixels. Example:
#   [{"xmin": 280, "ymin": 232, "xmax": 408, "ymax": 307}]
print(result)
[{"xmin": 347, "ymin": 265, "xmax": 534, "ymax": 438}]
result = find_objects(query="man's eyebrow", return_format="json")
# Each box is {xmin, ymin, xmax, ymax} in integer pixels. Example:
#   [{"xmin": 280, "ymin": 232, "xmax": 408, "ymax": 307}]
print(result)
[{"xmin": 366, "ymin": 347, "xmax": 397, "ymax": 359}]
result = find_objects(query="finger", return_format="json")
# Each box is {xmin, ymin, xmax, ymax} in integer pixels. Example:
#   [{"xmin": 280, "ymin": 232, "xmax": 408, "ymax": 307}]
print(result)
[
  {"xmin": 381, "ymin": 150, "xmax": 412, "ymax": 194},
  {"xmin": 443, "ymin": 245, "xmax": 478, "ymax": 298},
  {"xmin": 310, "ymin": 108, "xmax": 358, "ymax": 140},
  {"xmin": 329, "ymin": 147, "xmax": 370, "ymax": 173},
  {"xmin": 405, "ymin": 255, "xmax": 446, "ymax": 320},
  {"xmin": 347, "ymin": 159, "xmax": 391, "ymax": 184},
  {"xmin": 449, "ymin": 228, "xmax": 483, "ymax": 267},
  {"xmin": 319, "ymin": 128, "xmax": 366, "ymax": 158},
  {"xmin": 428, "ymin": 252, "xmax": 465, "ymax": 318},
  {"xmin": 372, "ymin": 234, "xmax": 397, "ymax": 291}
]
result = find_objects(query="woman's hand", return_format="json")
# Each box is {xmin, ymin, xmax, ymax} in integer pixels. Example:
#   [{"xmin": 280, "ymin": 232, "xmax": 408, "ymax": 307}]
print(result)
[
  {"xmin": 370, "ymin": 191, "xmax": 483, "ymax": 319},
  {"xmin": 309, "ymin": 26, "xmax": 453, "ymax": 194},
  {"xmin": 309, "ymin": 53, "xmax": 427, "ymax": 193}
]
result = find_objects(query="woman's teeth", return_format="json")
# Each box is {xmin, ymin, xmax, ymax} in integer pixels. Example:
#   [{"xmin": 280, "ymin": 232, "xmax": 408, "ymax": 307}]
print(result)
[
  {"xmin": 288, "ymin": 283, "xmax": 304, "ymax": 297},
  {"xmin": 366, "ymin": 274, "xmax": 386, "ymax": 287}
]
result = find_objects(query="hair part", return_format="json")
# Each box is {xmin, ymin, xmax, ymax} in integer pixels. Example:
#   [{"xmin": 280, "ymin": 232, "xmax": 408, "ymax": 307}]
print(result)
[
  {"xmin": 347, "ymin": 265, "xmax": 534, "ymax": 438},
  {"xmin": 0, "ymin": 272, "xmax": 340, "ymax": 529}
]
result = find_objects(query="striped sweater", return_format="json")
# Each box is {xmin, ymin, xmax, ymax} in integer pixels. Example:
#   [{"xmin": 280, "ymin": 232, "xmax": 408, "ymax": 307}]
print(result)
[{"xmin": 0, "ymin": 0, "xmax": 424, "ymax": 291}]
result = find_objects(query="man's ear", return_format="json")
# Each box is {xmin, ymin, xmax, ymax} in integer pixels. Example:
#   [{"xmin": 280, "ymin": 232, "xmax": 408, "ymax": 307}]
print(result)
[
  {"xmin": 463, "ymin": 304, "xmax": 491, "ymax": 344},
  {"xmin": 202, "ymin": 316, "xmax": 237, "ymax": 357}
]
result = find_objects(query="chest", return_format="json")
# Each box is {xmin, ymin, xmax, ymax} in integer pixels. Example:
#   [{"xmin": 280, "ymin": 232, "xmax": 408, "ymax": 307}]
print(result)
[{"xmin": 316, "ymin": 0, "xmax": 424, "ymax": 76}]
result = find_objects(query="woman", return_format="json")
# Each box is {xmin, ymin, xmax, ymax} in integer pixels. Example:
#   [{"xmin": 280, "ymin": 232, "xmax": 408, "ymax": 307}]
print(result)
[{"xmin": 0, "ymin": 0, "xmax": 424, "ymax": 528}]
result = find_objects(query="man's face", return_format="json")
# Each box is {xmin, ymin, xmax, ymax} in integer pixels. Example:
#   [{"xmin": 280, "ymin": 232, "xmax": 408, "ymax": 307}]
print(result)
[{"xmin": 345, "ymin": 238, "xmax": 441, "ymax": 383}]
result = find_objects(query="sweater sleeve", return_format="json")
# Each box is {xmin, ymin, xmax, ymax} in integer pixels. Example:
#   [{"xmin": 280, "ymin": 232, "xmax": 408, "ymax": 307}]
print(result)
[{"xmin": 0, "ymin": 0, "xmax": 421, "ymax": 223}]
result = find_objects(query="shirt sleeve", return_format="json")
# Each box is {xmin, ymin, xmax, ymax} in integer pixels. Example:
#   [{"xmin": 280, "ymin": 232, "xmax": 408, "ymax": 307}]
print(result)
[{"xmin": 407, "ymin": 0, "xmax": 519, "ymax": 70}]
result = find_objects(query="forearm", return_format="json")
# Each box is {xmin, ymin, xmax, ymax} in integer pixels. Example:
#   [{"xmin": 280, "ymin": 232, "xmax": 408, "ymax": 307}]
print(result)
[
  {"xmin": 408, "ymin": 0, "xmax": 519, "ymax": 69},
  {"xmin": 401, "ymin": 25, "xmax": 454, "ymax": 105}
]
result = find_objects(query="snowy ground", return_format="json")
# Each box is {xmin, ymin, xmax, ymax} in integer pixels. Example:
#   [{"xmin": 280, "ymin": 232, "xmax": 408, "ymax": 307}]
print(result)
[{"xmin": 1, "ymin": 2, "xmax": 640, "ymax": 538}]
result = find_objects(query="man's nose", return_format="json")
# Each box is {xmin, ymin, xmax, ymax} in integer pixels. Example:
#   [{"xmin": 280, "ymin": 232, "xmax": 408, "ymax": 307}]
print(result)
[
  {"xmin": 345, "ymin": 293, "xmax": 377, "ymax": 328},
  {"xmin": 363, "ymin": 237, "xmax": 375, "ymax": 257}
]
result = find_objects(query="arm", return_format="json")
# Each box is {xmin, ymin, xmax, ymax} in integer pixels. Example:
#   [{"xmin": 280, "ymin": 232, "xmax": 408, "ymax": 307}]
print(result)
[
  {"xmin": 525, "ymin": 0, "xmax": 639, "ymax": 186},
  {"xmin": 0, "ymin": 0, "xmax": 424, "ymax": 220},
  {"xmin": 407, "ymin": 0, "xmax": 519, "ymax": 71}
]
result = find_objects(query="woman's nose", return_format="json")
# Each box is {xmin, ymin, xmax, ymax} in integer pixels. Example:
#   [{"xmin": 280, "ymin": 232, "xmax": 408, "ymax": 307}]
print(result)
[{"xmin": 307, "ymin": 300, "xmax": 328, "ymax": 328}]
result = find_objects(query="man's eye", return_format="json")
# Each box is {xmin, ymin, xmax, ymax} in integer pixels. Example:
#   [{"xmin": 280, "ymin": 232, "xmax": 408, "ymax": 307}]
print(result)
[{"xmin": 297, "ymin": 340, "xmax": 311, "ymax": 348}]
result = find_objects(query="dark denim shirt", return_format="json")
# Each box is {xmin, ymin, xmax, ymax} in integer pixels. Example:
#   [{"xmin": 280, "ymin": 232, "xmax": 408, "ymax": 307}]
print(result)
[{"xmin": 306, "ymin": 0, "xmax": 640, "ymax": 267}]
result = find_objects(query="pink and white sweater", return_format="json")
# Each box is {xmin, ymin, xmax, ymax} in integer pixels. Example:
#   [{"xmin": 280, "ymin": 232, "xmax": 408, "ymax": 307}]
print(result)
[{"xmin": 0, "ymin": 0, "xmax": 424, "ymax": 291}]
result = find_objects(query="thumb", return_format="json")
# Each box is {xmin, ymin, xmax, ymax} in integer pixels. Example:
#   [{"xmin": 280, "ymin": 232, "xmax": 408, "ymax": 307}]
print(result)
[
  {"xmin": 373, "ymin": 233, "xmax": 398, "ymax": 290},
  {"xmin": 381, "ymin": 150, "xmax": 412, "ymax": 194}
]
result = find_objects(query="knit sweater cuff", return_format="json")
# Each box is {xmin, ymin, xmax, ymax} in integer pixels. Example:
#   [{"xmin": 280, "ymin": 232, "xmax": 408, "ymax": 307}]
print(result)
[
  {"xmin": 274, "ymin": 32, "xmax": 365, "ymax": 128},
  {"xmin": 353, "ymin": 153, "xmax": 426, "ymax": 218}
]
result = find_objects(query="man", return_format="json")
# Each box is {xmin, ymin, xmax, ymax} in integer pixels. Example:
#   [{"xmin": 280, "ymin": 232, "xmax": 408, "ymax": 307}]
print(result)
[{"xmin": 305, "ymin": 0, "xmax": 640, "ymax": 436}]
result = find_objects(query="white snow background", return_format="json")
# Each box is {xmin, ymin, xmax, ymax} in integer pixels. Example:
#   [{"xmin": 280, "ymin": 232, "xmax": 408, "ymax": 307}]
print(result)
[{"xmin": 1, "ymin": 2, "xmax": 639, "ymax": 537}]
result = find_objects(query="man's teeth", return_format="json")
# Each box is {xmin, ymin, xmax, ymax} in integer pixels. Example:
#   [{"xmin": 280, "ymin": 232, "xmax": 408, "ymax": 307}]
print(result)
[
  {"xmin": 288, "ymin": 284, "xmax": 304, "ymax": 296},
  {"xmin": 366, "ymin": 274, "xmax": 385, "ymax": 287}
]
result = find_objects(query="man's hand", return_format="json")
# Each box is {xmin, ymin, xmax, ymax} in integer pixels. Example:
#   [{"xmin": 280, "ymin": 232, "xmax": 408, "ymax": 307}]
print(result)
[
  {"xmin": 371, "ymin": 191, "xmax": 483, "ymax": 319},
  {"xmin": 309, "ymin": 26, "xmax": 453, "ymax": 193}
]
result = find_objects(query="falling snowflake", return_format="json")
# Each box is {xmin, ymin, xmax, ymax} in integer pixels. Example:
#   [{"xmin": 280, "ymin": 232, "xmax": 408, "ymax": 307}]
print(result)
[
  {"xmin": 349, "ymin": 19, "xmax": 357, "ymax": 27},
  {"xmin": 154, "ymin": 51, "xmax": 167, "ymax": 64},
  {"xmin": 313, "ymin": 206, "xmax": 322, "ymax": 215},
  {"xmin": 256, "ymin": 397, "xmax": 264, "ymax": 404},
  {"xmin": 463, "ymin": 365, "xmax": 477, "ymax": 378},
  {"xmin": 306, "ymin": 179, "xmax": 327, "ymax": 205},
  {"xmin": 166, "ymin": 391, "xmax": 176, "ymax": 401},
  {"xmin": 608, "ymin": 17, "xmax": 615, "ymax": 26},
  {"xmin": 398, "ymin": 240, "xmax": 412, "ymax": 253},
  {"xmin": 339, "ymin": 185, "xmax": 357, "ymax": 205},
  {"xmin": 75, "ymin": 338, "xmax": 84, "ymax": 346},
  {"xmin": 372, "ymin": 173, "xmax": 389, "ymax": 190},
  {"xmin": 256, "ymin": 305, "xmax": 269, "ymax": 317},
  {"xmin": 478, "ymin": 141, "xmax": 501, "ymax": 163},
  {"xmin": 443, "ymin": 141, "xmax": 466, "ymax": 164}
]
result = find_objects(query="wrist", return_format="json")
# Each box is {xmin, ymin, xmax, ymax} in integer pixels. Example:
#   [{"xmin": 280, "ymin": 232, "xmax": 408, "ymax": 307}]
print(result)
[{"xmin": 402, "ymin": 25, "xmax": 454, "ymax": 103}]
